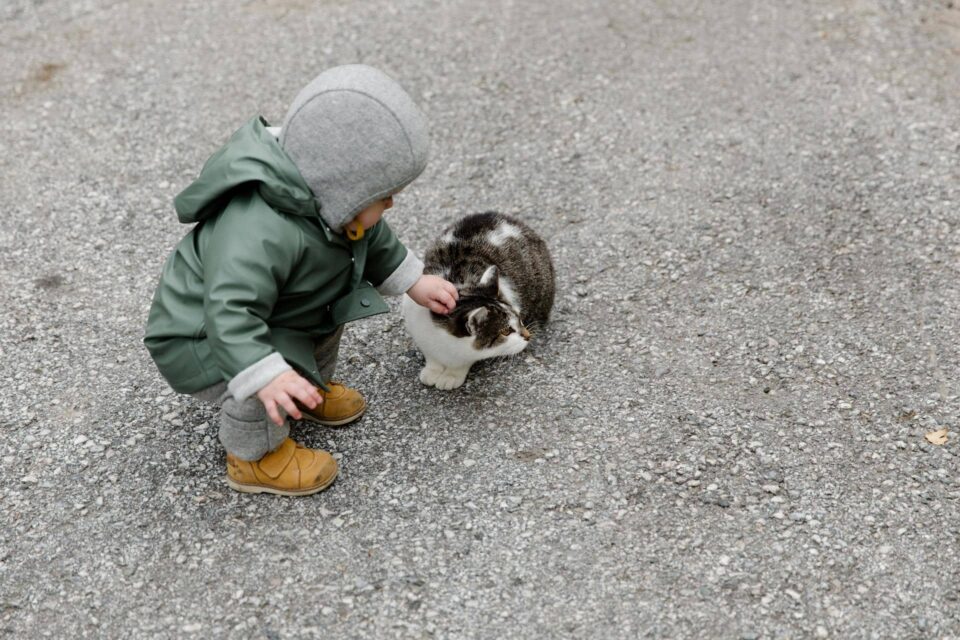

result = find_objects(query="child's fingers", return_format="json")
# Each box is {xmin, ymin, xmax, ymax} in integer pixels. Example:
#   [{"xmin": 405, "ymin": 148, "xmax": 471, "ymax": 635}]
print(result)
[
  {"xmin": 434, "ymin": 289, "xmax": 456, "ymax": 312},
  {"xmin": 276, "ymin": 391, "xmax": 302, "ymax": 421},
  {"xmin": 263, "ymin": 398, "xmax": 284, "ymax": 426},
  {"xmin": 302, "ymin": 379, "xmax": 323, "ymax": 404},
  {"xmin": 291, "ymin": 382, "xmax": 320, "ymax": 409},
  {"xmin": 444, "ymin": 281, "xmax": 459, "ymax": 300}
]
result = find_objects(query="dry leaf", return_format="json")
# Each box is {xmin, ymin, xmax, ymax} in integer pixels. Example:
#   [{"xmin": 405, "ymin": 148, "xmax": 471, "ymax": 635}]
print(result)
[{"xmin": 925, "ymin": 428, "xmax": 949, "ymax": 446}]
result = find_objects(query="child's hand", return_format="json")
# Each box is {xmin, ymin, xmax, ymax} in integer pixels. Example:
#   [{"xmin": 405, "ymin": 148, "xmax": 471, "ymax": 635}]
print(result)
[
  {"xmin": 256, "ymin": 370, "xmax": 323, "ymax": 426},
  {"xmin": 408, "ymin": 274, "xmax": 459, "ymax": 314}
]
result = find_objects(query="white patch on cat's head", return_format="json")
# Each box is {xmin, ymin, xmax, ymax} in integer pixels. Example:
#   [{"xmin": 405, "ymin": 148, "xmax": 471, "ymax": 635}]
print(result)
[
  {"xmin": 497, "ymin": 275, "xmax": 521, "ymax": 315},
  {"xmin": 486, "ymin": 223, "xmax": 522, "ymax": 247},
  {"xmin": 440, "ymin": 230, "xmax": 456, "ymax": 245},
  {"xmin": 479, "ymin": 265, "xmax": 498, "ymax": 288}
]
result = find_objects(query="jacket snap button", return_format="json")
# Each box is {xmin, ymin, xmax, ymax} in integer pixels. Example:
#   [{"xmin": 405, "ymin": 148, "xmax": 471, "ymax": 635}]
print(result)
[{"xmin": 360, "ymin": 298, "xmax": 371, "ymax": 307}]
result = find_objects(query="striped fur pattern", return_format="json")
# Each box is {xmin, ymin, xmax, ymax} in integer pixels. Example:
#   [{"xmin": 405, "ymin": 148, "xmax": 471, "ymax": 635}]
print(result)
[{"xmin": 402, "ymin": 212, "xmax": 555, "ymax": 389}]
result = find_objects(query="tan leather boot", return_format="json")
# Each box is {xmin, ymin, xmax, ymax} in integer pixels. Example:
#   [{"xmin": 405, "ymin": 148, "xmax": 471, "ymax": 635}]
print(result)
[
  {"xmin": 225, "ymin": 438, "xmax": 338, "ymax": 496},
  {"xmin": 297, "ymin": 382, "xmax": 366, "ymax": 426}
]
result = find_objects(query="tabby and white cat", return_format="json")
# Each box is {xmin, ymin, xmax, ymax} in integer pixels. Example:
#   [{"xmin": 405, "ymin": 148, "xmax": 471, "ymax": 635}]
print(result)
[{"xmin": 401, "ymin": 212, "xmax": 555, "ymax": 389}]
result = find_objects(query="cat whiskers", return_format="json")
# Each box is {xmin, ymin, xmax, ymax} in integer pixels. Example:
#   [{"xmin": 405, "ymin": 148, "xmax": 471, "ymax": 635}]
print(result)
[
  {"xmin": 522, "ymin": 320, "xmax": 543, "ymax": 337},
  {"xmin": 499, "ymin": 352, "xmax": 526, "ymax": 367}
]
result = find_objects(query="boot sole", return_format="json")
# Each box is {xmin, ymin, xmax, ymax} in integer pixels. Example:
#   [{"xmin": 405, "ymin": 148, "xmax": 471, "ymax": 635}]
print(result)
[
  {"xmin": 299, "ymin": 405, "xmax": 365, "ymax": 427},
  {"xmin": 225, "ymin": 468, "xmax": 339, "ymax": 496}
]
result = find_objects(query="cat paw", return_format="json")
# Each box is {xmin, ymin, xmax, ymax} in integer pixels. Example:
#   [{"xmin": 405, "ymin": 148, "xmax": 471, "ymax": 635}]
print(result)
[
  {"xmin": 419, "ymin": 365, "xmax": 468, "ymax": 389},
  {"xmin": 433, "ymin": 369, "xmax": 468, "ymax": 390},
  {"xmin": 419, "ymin": 364, "xmax": 443, "ymax": 387}
]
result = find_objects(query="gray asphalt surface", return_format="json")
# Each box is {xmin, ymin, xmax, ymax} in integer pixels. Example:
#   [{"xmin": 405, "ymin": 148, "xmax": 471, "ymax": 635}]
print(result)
[{"xmin": 3, "ymin": 0, "xmax": 960, "ymax": 638}]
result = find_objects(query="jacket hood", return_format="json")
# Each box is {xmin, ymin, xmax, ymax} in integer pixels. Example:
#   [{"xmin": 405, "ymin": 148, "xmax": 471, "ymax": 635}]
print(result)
[
  {"xmin": 174, "ymin": 116, "xmax": 317, "ymax": 224},
  {"xmin": 279, "ymin": 64, "xmax": 430, "ymax": 232}
]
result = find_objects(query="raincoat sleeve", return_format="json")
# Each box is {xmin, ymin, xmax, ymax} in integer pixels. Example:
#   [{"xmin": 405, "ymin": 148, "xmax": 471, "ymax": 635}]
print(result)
[
  {"xmin": 364, "ymin": 220, "xmax": 424, "ymax": 296},
  {"xmin": 202, "ymin": 208, "xmax": 299, "ymax": 400}
]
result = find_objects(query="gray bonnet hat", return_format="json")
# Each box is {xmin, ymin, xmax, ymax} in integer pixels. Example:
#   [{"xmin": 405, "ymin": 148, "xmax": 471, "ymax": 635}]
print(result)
[{"xmin": 279, "ymin": 64, "xmax": 430, "ymax": 232}]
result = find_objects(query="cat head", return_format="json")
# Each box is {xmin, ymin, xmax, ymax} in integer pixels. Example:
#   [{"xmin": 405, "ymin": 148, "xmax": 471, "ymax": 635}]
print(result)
[{"xmin": 431, "ymin": 266, "xmax": 530, "ymax": 355}]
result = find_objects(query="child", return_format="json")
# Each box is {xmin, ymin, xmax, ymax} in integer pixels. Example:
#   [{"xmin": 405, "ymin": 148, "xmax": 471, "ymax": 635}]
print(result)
[{"xmin": 144, "ymin": 65, "xmax": 458, "ymax": 496}]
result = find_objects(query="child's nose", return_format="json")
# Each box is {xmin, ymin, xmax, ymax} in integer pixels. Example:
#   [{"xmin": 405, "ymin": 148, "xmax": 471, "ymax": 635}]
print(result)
[{"xmin": 384, "ymin": 196, "xmax": 394, "ymax": 209}]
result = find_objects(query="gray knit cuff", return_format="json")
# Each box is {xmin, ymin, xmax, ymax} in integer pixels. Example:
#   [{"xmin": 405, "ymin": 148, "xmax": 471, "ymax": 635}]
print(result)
[
  {"xmin": 227, "ymin": 352, "xmax": 293, "ymax": 401},
  {"xmin": 376, "ymin": 250, "xmax": 424, "ymax": 296}
]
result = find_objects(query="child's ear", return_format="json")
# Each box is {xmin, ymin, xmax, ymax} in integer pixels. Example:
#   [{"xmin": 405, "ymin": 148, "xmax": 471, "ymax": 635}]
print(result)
[
  {"xmin": 478, "ymin": 265, "xmax": 499, "ymax": 297},
  {"xmin": 466, "ymin": 307, "xmax": 489, "ymax": 335}
]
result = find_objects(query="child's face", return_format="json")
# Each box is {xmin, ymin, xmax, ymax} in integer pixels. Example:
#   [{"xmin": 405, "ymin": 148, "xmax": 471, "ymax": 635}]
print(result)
[{"xmin": 353, "ymin": 195, "xmax": 394, "ymax": 230}]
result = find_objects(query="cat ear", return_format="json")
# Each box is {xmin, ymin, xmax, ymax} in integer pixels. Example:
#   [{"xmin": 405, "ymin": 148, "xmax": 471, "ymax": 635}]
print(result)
[
  {"xmin": 479, "ymin": 265, "xmax": 499, "ymax": 296},
  {"xmin": 466, "ymin": 307, "xmax": 489, "ymax": 335}
]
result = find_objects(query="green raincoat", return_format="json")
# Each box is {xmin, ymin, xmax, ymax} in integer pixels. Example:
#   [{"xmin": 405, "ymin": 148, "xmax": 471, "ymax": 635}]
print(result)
[{"xmin": 143, "ymin": 117, "xmax": 411, "ymax": 396}]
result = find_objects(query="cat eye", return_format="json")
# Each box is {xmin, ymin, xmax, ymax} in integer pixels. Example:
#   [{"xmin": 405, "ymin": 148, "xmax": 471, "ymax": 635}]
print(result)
[{"xmin": 500, "ymin": 327, "xmax": 514, "ymax": 336}]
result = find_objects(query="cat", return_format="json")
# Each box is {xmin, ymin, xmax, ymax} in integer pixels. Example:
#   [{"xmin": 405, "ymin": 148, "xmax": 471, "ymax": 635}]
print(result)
[{"xmin": 401, "ymin": 211, "xmax": 555, "ymax": 389}]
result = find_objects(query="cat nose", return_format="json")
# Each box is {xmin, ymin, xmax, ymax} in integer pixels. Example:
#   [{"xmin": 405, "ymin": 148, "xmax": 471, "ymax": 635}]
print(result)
[{"xmin": 520, "ymin": 327, "xmax": 530, "ymax": 340}]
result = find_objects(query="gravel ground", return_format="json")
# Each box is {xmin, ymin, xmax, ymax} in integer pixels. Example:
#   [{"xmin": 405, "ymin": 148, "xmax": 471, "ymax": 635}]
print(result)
[{"xmin": 2, "ymin": 0, "xmax": 960, "ymax": 638}]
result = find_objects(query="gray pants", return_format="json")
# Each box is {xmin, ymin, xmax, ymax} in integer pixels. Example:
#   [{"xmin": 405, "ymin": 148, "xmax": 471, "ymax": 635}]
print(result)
[{"xmin": 192, "ymin": 327, "xmax": 344, "ymax": 461}]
